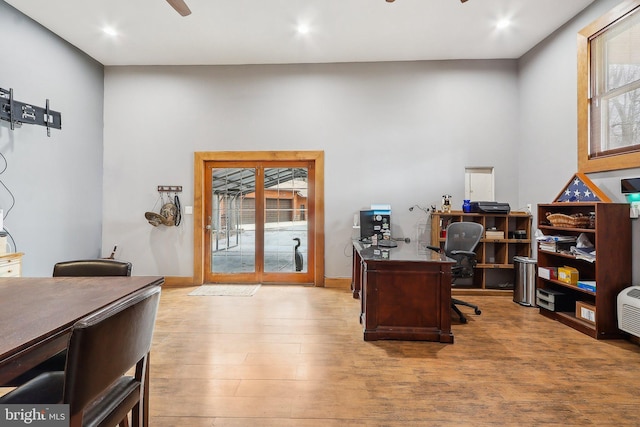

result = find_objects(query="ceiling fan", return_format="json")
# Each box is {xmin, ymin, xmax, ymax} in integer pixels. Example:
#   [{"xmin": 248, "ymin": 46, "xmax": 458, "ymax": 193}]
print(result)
[
  {"xmin": 166, "ymin": 0, "xmax": 191, "ymax": 17},
  {"xmin": 386, "ymin": 0, "xmax": 469, "ymax": 2}
]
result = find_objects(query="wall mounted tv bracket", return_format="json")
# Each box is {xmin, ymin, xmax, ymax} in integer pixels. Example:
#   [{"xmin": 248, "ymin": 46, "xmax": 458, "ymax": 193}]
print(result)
[{"xmin": 0, "ymin": 87, "xmax": 62, "ymax": 137}]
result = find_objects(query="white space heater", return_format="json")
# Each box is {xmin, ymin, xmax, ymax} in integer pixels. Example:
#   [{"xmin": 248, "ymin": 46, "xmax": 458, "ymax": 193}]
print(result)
[{"xmin": 617, "ymin": 286, "xmax": 640, "ymax": 338}]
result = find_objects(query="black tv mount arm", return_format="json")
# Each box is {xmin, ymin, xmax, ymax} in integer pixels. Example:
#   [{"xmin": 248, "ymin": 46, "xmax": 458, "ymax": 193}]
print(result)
[{"xmin": 0, "ymin": 87, "xmax": 62, "ymax": 137}]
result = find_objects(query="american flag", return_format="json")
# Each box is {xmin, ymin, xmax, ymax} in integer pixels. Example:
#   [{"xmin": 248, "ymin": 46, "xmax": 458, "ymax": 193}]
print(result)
[{"xmin": 556, "ymin": 176, "xmax": 602, "ymax": 202}]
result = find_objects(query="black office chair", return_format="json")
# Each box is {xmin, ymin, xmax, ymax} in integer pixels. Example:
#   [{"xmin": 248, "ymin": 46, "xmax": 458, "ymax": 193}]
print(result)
[
  {"xmin": 0, "ymin": 285, "xmax": 161, "ymax": 427},
  {"xmin": 428, "ymin": 221, "xmax": 483, "ymax": 323},
  {"xmin": 1, "ymin": 259, "xmax": 133, "ymax": 387}
]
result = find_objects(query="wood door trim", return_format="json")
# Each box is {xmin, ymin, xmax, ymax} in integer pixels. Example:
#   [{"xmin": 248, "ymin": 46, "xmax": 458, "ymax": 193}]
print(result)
[{"xmin": 194, "ymin": 151, "xmax": 325, "ymax": 286}]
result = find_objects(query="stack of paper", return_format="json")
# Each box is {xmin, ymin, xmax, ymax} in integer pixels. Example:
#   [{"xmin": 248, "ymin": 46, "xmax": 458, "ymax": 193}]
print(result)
[
  {"xmin": 538, "ymin": 236, "xmax": 576, "ymax": 253},
  {"xmin": 571, "ymin": 247, "xmax": 596, "ymax": 263},
  {"xmin": 539, "ymin": 241, "xmax": 559, "ymax": 252}
]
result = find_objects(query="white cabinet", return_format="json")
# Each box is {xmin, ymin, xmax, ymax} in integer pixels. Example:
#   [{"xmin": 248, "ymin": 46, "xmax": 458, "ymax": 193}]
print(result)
[{"xmin": 0, "ymin": 253, "xmax": 23, "ymax": 277}]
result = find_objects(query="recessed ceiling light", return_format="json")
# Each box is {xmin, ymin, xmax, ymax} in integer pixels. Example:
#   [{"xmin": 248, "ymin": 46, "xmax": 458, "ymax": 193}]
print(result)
[
  {"xmin": 496, "ymin": 19, "xmax": 511, "ymax": 30},
  {"xmin": 296, "ymin": 23, "xmax": 310, "ymax": 35},
  {"xmin": 102, "ymin": 26, "xmax": 118, "ymax": 37}
]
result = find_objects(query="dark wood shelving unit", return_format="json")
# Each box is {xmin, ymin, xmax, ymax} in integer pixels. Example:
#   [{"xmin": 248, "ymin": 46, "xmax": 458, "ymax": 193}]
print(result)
[
  {"xmin": 430, "ymin": 210, "xmax": 532, "ymax": 293},
  {"xmin": 536, "ymin": 202, "xmax": 631, "ymax": 339}
]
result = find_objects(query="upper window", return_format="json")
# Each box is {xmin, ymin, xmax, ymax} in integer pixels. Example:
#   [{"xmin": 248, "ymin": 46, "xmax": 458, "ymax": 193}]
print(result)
[{"xmin": 578, "ymin": 1, "xmax": 640, "ymax": 172}]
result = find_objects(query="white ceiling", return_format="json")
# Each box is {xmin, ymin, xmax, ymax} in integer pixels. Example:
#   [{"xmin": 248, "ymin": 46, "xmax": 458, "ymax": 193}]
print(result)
[{"xmin": 4, "ymin": 0, "xmax": 595, "ymax": 66}]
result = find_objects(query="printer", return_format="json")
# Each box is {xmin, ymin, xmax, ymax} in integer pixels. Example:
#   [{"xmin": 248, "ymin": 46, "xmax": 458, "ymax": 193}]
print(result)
[{"xmin": 470, "ymin": 201, "xmax": 511, "ymax": 214}]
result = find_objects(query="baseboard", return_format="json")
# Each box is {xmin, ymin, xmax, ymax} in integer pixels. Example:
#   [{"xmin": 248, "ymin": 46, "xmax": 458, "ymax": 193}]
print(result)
[
  {"xmin": 161, "ymin": 276, "xmax": 351, "ymax": 288},
  {"xmin": 162, "ymin": 276, "xmax": 196, "ymax": 287},
  {"xmin": 324, "ymin": 277, "xmax": 351, "ymax": 289}
]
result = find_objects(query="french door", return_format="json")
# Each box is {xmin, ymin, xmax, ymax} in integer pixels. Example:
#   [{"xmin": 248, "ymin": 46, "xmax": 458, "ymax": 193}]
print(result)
[{"xmin": 194, "ymin": 152, "xmax": 323, "ymax": 285}]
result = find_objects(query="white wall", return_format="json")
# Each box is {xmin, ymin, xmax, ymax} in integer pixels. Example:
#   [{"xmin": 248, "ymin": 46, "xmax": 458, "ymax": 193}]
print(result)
[
  {"xmin": 519, "ymin": 0, "xmax": 640, "ymax": 284},
  {"xmin": 0, "ymin": 1, "xmax": 104, "ymax": 276},
  {"xmin": 104, "ymin": 60, "xmax": 520, "ymax": 278},
  {"xmin": 12, "ymin": 0, "xmax": 632, "ymax": 283}
]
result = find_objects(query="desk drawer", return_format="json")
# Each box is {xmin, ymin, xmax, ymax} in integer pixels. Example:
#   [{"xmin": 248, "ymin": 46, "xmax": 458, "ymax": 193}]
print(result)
[{"xmin": 0, "ymin": 260, "xmax": 21, "ymax": 277}]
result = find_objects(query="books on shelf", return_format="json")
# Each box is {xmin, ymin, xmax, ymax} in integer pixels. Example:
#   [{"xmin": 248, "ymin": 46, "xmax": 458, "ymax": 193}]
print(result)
[
  {"xmin": 539, "ymin": 242, "xmax": 557, "ymax": 252},
  {"xmin": 536, "ymin": 231, "xmax": 596, "ymax": 260},
  {"xmin": 538, "ymin": 240, "xmax": 575, "ymax": 254}
]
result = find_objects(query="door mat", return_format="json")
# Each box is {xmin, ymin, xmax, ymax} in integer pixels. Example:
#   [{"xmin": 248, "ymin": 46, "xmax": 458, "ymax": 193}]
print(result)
[{"xmin": 188, "ymin": 284, "xmax": 261, "ymax": 297}]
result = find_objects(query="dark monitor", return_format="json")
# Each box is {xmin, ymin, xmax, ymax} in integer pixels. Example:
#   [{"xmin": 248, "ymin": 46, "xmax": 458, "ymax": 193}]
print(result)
[
  {"xmin": 621, "ymin": 178, "xmax": 640, "ymax": 194},
  {"xmin": 360, "ymin": 210, "xmax": 391, "ymax": 240},
  {"xmin": 360, "ymin": 210, "xmax": 375, "ymax": 239}
]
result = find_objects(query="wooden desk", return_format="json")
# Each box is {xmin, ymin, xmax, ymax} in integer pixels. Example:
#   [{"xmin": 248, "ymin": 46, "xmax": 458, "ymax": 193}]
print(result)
[
  {"xmin": 0, "ymin": 275, "xmax": 164, "ymax": 426},
  {"xmin": 352, "ymin": 241, "xmax": 454, "ymax": 343}
]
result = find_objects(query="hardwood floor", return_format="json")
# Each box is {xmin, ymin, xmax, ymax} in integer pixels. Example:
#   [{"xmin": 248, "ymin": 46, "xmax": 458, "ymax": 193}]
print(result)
[{"xmin": 150, "ymin": 285, "xmax": 640, "ymax": 426}]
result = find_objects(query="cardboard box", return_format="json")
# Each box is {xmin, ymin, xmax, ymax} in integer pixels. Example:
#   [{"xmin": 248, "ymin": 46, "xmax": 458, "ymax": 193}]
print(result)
[
  {"xmin": 577, "ymin": 281, "xmax": 596, "ymax": 293},
  {"xmin": 538, "ymin": 266, "xmax": 558, "ymax": 280},
  {"xmin": 558, "ymin": 266, "xmax": 579, "ymax": 285},
  {"xmin": 576, "ymin": 301, "xmax": 596, "ymax": 324},
  {"xmin": 485, "ymin": 230, "xmax": 504, "ymax": 239}
]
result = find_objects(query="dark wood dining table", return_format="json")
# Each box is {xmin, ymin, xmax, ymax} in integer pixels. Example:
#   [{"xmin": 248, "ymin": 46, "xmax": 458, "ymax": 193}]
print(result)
[{"xmin": 0, "ymin": 275, "xmax": 164, "ymax": 426}]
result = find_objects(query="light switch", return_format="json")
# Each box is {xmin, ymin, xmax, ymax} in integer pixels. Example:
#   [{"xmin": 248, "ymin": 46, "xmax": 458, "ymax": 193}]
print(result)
[{"xmin": 184, "ymin": 206, "xmax": 193, "ymax": 215}]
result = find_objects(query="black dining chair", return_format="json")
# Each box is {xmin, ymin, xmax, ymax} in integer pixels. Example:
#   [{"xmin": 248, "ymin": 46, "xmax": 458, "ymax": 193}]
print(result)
[
  {"xmin": 1, "ymin": 259, "xmax": 133, "ymax": 387},
  {"xmin": 0, "ymin": 285, "xmax": 161, "ymax": 427},
  {"xmin": 52, "ymin": 259, "xmax": 132, "ymax": 277}
]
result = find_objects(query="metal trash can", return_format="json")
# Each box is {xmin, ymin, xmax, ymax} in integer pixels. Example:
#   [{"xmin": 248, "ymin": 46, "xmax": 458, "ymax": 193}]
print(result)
[{"xmin": 513, "ymin": 256, "xmax": 537, "ymax": 306}]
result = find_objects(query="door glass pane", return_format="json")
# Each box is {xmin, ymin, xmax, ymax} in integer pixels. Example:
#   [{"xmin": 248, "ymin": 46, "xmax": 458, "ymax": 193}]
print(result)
[
  {"xmin": 210, "ymin": 168, "xmax": 256, "ymax": 273},
  {"xmin": 264, "ymin": 168, "xmax": 308, "ymax": 273}
]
